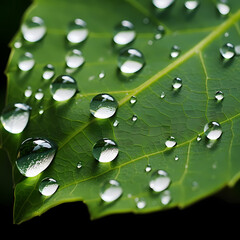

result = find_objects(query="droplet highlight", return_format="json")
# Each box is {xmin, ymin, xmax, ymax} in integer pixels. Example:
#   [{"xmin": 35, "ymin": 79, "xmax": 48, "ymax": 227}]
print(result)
[
  {"xmin": 165, "ymin": 136, "xmax": 177, "ymax": 148},
  {"xmin": 18, "ymin": 52, "xmax": 35, "ymax": 71},
  {"xmin": 170, "ymin": 45, "xmax": 181, "ymax": 58},
  {"xmin": 42, "ymin": 64, "xmax": 55, "ymax": 80},
  {"xmin": 172, "ymin": 77, "xmax": 182, "ymax": 90},
  {"xmin": 152, "ymin": 0, "xmax": 175, "ymax": 10},
  {"xmin": 149, "ymin": 170, "xmax": 171, "ymax": 192},
  {"xmin": 215, "ymin": 91, "xmax": 224, "ymax": 101},
  {"xmin": 220, "ymin": 43, "xmax": 235, "ymax": 59},
  {"xmin": 204, "ymin": 121, "xmax": 222, "ymax": 140},
  {"xmin": 100, "ymin": 179, "xmax": 123, "ymax": 202},
  {"xmin": 39, "ymin": 177, "xmax": 59, "ymax": 196},
  {"xmin": 65, "ymin": 49, "xmax": 85, "ymax": 69}
]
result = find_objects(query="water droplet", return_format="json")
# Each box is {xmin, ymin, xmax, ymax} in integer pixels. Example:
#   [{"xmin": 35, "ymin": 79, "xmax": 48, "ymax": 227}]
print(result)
[
  {"xmin": 192, "ymin": 181, "xmax": 199, "ymax": 191},
  {"xmin": 21, "ymin": 16, "xmax": 46, "ymax": 42},
  {"xmin": 234, "ymin": 45, "xmax": 240, "ymax": 55},
  {"xmin": 204, "ymin": 121, "xmax": 222, "ymax": 140},
  {"xmin": 118, "ymin": 48, "xmax": 145, "ymax": 76},
  {"xmin": 24, "ymin": 86, "xmax": 32, "ymax": 98},
  {"xmin": 196, "ymin": 134, "xmax": 202, "ymax": 142},
  {"xmin": 170, "ymin": 45, "xmax": 181, "ymax": 58},
  {"xmin": 154, "ymin": 25, "xmax": 165, "ymax": 40},
  {"xmin": 90, "ymin": 93, "xmax": 118, "ymax": 119},
  {"xmin": 113, "ymin": 119, "xmax": 119, "ymax": 127},
  {"xmin": 145, "ymin": 164, "xmax": 152, "ymax": 173},
  {"xmin": 39, "ymin": 177, "xmax": 59, "ymax": 196},
  {"xmin": 184, "ymin": 0, "xmax": 199, "ymax": 11},
  {"xmin": 39, "ymin": 106, "xmax": 44, "ymax": 115},
  {"xmin": 220, "ymin": 43, "xmax": 235, "ymax": 59},
  {"xmin": 152, "ymin": 0, "xmax": 175, "ymax": 10},
  {"xmin": 100, "ymin": 179, "xmax": 123, "ymax": 202},
  {"xmin": 160, "ymin": 91, "xmax": 165, "ymax": 99},
  {"xmin": 14, "ymin": 40, "xmax": 22, "ymax": 49},
  {"xmin": 113, "ymin": 20, "xmax": 136, "ymax": 46},
  {"xmin": 67, "ymin": 18, "xmax": 88, "ymax": 44},
  {"xmin": 65, "ymin": 49, "xmax": 85, "ymax": 69},
  {"xmin": 99, "ymin": 71, "xmax": 105, "ymax": 79},
  {"xmin": 135, "ymin": 198, "xmax": 146, "ymax": 209},
  {"xmin": 130, "ymin": 96, "xmax": 137, "ymax": 104},
  {"xmin": 165, "ymin": 136, "xmax": 177, "ymax": 148},
  {"xmin": 42, "ymin": 64, "xmax": 55, "ymax": 80},
  {"xmin": 16, "ymin": 137, "xmax": 57, "ymax": 177},
  {"xmin": 149, "ymin": 170, "xmax": 171, "ymax": 192},
  {"xmin": 216, "ymin": 0, "xmax": 230, "ymax": 16},
  {"xmin": 50, "ymin": 75, "xmax": 78, "ymax": 101},
  {"xmin": 131, "ymin": 114, "xmax": 138, "ymax": 122},
  {"xmin": 76, "ymin": 161, "xmax": 82, "ymax": 169},
  {"xmin": 92, "ymin": 138, "xmax": 119, "ymax": 163},
  {"xmin": 215, "ymin": 91, "xmax": 224, "ymax": 101},
  {"xmin": 35, "ymin": 89, "xmax": 44, "ymax": 100},
  {"xmin": 172, "ymin": 77, "xmax": 182, "ymax": 90},
  {"xmin": 18, "ymin": 52, "xmax": 35, "ymax": 71},
  {"xmin": 160, "ymin": 190, "xmax": 171, "ymax": 205},
  {"xmin": 174, "ymin": 155, "xmax": 179, "ymax": 161},
  {"xmin": 1, "ymin": 103, "xmax": 31, "ymax": 134}
]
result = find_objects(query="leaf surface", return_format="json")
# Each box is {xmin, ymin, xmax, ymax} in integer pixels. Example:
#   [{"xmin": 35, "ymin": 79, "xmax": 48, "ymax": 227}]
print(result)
[{"xmin": 2, "ymin": 0, "xmax": 240, "ymax": 224}]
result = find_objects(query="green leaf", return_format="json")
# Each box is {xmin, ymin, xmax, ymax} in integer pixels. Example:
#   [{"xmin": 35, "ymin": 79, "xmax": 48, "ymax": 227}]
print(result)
[{"xmin": 2, "ymin": 0, "xmax": 240, "ymax": 224}]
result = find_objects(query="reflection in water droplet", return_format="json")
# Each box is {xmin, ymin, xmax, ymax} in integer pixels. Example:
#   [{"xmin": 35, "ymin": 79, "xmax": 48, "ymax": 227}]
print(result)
[
  {"xmin": 149, "ymin": 170, "xmax": 171, "ymax": 192},
  {"xmin": 35, "ymin": 89, "xmax": 44, "ymax": 100},
  {"xmin": 118, "ymin": 48, "xmax": 145, "ymax": 76},
  {"xmin": 220, "ymin": 43, "xmax": 235, "ymax": 59},
  {"xmin": 21, "ymin": 16, "xmax": 46, "ymax": 42},
  {"xmin": 216, "ymin": 1, "xmax": 230, "ymax": 16},
  {"xmin": 113, "ymin": 20, "xmax": 136, "ymax": 46},
  {"xmin": 100, "ymin": 179, "xmax": 123, "ymax": 202},
  {"xmin": 24, "ymin": 86, "xmax": 32, "ymax": 98},
  {"xmin": 90, "ymin": 93, "xmax": 118, "ymax": 119},
  {"xmin": 50, "ymin": 75, "xmax": 78, "ymax": 101},
  {"xmin": 204, "ymin": 121, "xmax": 222, "ymax": 140},
  {"xmin": 42, "ymin": 64, "xmax": 55, "ymax": 80},
  {"xmin": 67, "ymin": 18, "xmax": 88, "ymax": 44},
  {"xmin": 165, "ymin": 136, "xmax": 177, "ymax": 148},
  {"xmin": 184, "ymin": 0, "xmax": 199, "ymax": 11},
  {"xmin": 215, "ymin": 91, "xmax": 224, "ymax": 101},
  {"xmin": 18, "ymin": 52, "xmax": 35, "ymax": 71},
  {"xmin": 1, "ymin": 103, "xmax": 31, "ymax": 134},
  {"xmin": 65, "ymin": 49, "xmax": 85, "ymax": 69},
  {"xmin": 172, "ymin": 77, "xmax": 182, "ymax": 90},
  {"xmin": 170, "ymin": 45, "xmax": 181, "ymax": 58},
  {"xmin": 160, "ymin": 190, "xmax": 171, "ymax": 205},
  {"xmin": 92, "ymin": 138, "xmax": 119, "ymax": 163},
  {"xmin": 16, "ymin": 137, "xmax": 57, "ymax": 177},
  {"xmin": 39, "ymin": 177, "xmax": 59, "ymax": 196},
  {"xmin": 135, "ymin": 198, "xmax": 146, "ymax": 209},
  {"xmin": 152, "ymin": 0, "xmax": 175, "ymax": 10}
]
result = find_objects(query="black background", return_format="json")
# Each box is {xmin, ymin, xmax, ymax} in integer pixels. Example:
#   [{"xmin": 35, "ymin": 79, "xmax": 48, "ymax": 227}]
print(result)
[{"xmin": 0, "ymin": 0, "xmax": 240, "ymax": 235}]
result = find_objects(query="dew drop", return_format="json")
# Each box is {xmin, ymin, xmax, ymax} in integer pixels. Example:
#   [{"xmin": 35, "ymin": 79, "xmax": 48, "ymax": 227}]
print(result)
[
  {"xmin": 24, "ymin": 86, "xmax": 32, "ymax": 98},
  {"xmin": 215, "ymin": 91, "xmax": 224, "ymax": 101},
  {"xmin": 100, "ymin": 179, "xmax": 123, "ymax": 202},
  {"xmin": 234, "ymin": 45, "xmax": 240, "ymax": 55},
  {"xmin": 21, "ymin": 16, "xmax": 46, "ymax": 42},
  {"xmin": 174, "ymin": 155, "xmax": 179, "ymax": 161},
  {"xmin": 184, "ymin": 0, "xmax": 199, "ymax": 11},
  {"xmin": 145, "ymin": 164, "xmax": 152, "ymax": 173},
  {"xmin": 135, "ymin": 198, "xmax": 146, "ymax": 209},
  {"xmin": 172, "ymin": 77, "xmax": 182, "ymax": 90},
  {"xmin": 113, "ymin": 20, "xmax": 136, "ymax": 46},
  {"xmin": 18, "ymin": 52, "xmax": 35, "ymax": 71},
  {"xmin": 35, "ymin": 89, "xmax": 44, "ymax": 101},
  {"xmin": 160, "ymin": 190, "xmax": 171, "ymax": 205},
  {"xmin": 50, "ymin": 75, "xmax": 78, "ymax": 101},
  {"xmin": 131, "ymin": 114, "xmax": 138, "ymax": 122},
  {"xmin": 154, "ymin": 25, "xmax": 165, "ymax": 40},
  {"xmin": 14, "ymin": 40, "xmax": 22, "ymax": 49},
  {"xmin": 216, "ymin": 0, "xmax": 230, "ymax": 16},
  {"xmin": 165, "ymin": 136, "xmax": 177, "ymax": 148},
  {"xmin": 76, "ymin": 161, "xmax": 82, "ymax": 169},
  {"xmin": 42, "ymin": 64, "xmax": 55, "ymax": 80},
  {"xmin": 39, "ymin": 106, "xmax": 44, "ymax": 115},
  {"xmin": 220, "ymin": 43, "xmax": 235, "ymax": 59},
  {"xmin": 196, "ymin": 134, "xmax": 202, "ymax": 142},
  {"xmin": 39, "ymin": 177, "xmax": 59, "ymax": 196},
  {"xmin": 204, "ymin": 121, "xmax": 222, "ymax": 140},
  {"xmin": 160, "ymin": 91, "xmax": 165, "ymax": 99},
  {"xmin": 92, "ymin": 138, "xmax": 119, "ymax": 163},
  {"xmin": 113, "ymin": 119, "xmax": 119, "ymax": 127},
  {"xmin": 65, "ymin": 49, "xmax": 85, "ymax": 69},
  {"xmin": 67, "ymin": 18, "xmax": 88, "ymax": 44},
  {"xmin": 130, "ymin": 96, "xmax": 137, "ymax": 105},
  {"xmin": 149, "ymin": 170, "xmax": 171, "ymax": 192},
  {"xmin": 16, "ymin": 137, "xmax": 57, "ymax": 177},
  {"xmin": 1, "ymin": 103, "xmax": 31, "ymax": 134},
  {"xmin": 152, "ymin": 0, "xmax": 175, "ymax": 10},
  {"xmin": 99, "ymin": 71, "xmax": 105, "ymax": 79},
  {"xmin": 90, "ymin": 93, "xmax": 118, "ymax": 119},
  {"xmin": 118, "ymin": 48, "xmax": 145, "ymax": 76},
  {"xmin": 170, "ymin": 45, "xmax": 181, "ymax": 58}
]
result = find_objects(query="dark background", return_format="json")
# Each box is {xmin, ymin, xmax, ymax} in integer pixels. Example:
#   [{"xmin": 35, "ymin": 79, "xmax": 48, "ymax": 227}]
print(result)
[{"xmin": 1, "ymin": 0, "xmax": 240, "ymax": 235}]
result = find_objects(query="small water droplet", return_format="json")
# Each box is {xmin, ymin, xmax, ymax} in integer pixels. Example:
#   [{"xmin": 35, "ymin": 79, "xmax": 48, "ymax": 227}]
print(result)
[
  {"xmin": 147, "ymin": 40, "xmax": 153, "ymax": 46},
  {"xmin": 204, "ymin": 121, "xmax": 222, "ymax": 140},
  {"xmin": 92, "ymin": 138, "xmax": 119, "ymax": 163},
  {"xmin": 160, "ymin": 190, "xmax": 171, "ymax": 205},
  {"xmin": 192, "ymin": 181, "xmax": 199, "ymax": 191},
  {"xmin": 220, "ymin": 43, "xmax": 235, "ymax": 59},
  {"xmin": 67, "ymin": 18, "xmax": 88, "ymax": 44},
  {"xmin": 154, "ymin": 25, "xmax": 165, "ymax": 40},
  {"xmin": 24, "ymin": 86, "xmax": 32, "ymax": 98},
  {"xmin": 172, "ymin": 77, "xmax": 182, "ymax": 90},
  {"xmin": 100, "ymin": 179, "xmax": 123, "ymax": 202},
  {"xmin": 174, "ymin": 155, "xmax": 179, "ymax": 161},
  {"xmin": 90, "ymin": 93, "xmax": 118, "ymax": 119},
  {"xmin": 35, "ymin": 89, "xmax": 44, "ymax": 101},
  {"xmin": 14, "ymin": 40, "xmax": 22, "ymax": 49},
  {"xmin": 216, "ymin": 0, "xmax": 230, "ymax": 16},
  {"xmin": 39, "ymin": 177, "xmax": 59, "ymax": 196},
  {"xmin": 118, "ymin": 48, "xmax": 145, "ymax": 76},
  {"xmin": 234, "ymin": 45, "xmax": 240, "ymax": 55},
  {"xmin": 184, "ymin": 0, "xmax": 199, "ymax": 11},
  {"xmin": 143, "ymin": 17, "xmax": 150, "ymax": 24},
  {"xmin": 16, "ymin": 137, "xmax": 57, "ymax": 177},
  {"xmin": 113, "ymin": 20, "xmax": 136, "ymax": 46},
  {"xmin": 149, "ymin": 170, "xmax": 171, "ymax": 192},
  {"xmin": 42, "ymin": 64, "xmax": 55, "ymax": 80},
  {"xmin": 145, "ymin": 164, "xmax": 152, "ymax": 173},
  {"xmin": 21, "ymin": 16, "xmax": 46, "ymax": 42},
  {"xmin": 130, "ymin": 96, "xmax": 137, "ymax": 105},
  {"xmin": 131, "ymin": 114, "xmax": 138, "ymax": 122},
  {"xmin": 1, "ymin": 103, "xmax": 31, "ymax": 134},
  {"xmin": 224, "ymin": 32, "xmax": 229, "ymax": 38},
  {"xmin": 196, "ymin": 134, "xmax": 202, "ymax": 142},
  {"xmin": 135, "ymin": 198, "xmax": 146, "ymax": 209},
  {"xmin": 152, "ymin": 0, "xmax": 175, "ymax": 10},
  {"xmin": 170, "ymin": 45, "xmax": 181, "ymax": 58},
  {"xmin": 50, "ymin": 75, "xmax": 78, "ymax": 101},
  {"xmin": 215, "ymin": 91, "xmax": 224, "ymax": 101},
  {"xmin": 160, "ymin": 91, "xmax": 165, "ymax": 99},
  {"xmin": 65, "ymin": 49, "xmax": 85, "ymax": 69},
  {"xmin": 99, "ymin": 71, "xmax": 105, "ymax": 79},
  {"xmin": 165, "ymin": 136, "xmax": 177, "ymax": 148},
  {"xmin": 113, "ymin": 119, "xmax": 119, "ymax": 127},
  {"xmin": 76, "ymin": 161, "xmax": 82, "ymax": 169},
  {"xmin": 39, "ymin": 107, "xmax": 44, "ymax": 115},
  {"xmin": 18, "ymin": 52, "xmax": 35, "ymax": 71}
]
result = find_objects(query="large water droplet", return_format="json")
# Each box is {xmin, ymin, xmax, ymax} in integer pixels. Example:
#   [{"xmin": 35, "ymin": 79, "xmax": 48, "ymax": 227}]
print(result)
[
  {"xmin": 67, "ymin": 18, "xmax": 88, "ymax": 44},
  {"xmin": 184, "ymin": 0, "xmax": 199, "ymax": 11},
  {"xmin": 16, "ymin": 137, "xmax": 57, "ymax": 177},
  {"xmin": 152, "ymin": 0, "xmax": 175, "ymax": 10},
  {"xmin": 39, "ymin": 177, "xmax": 59, "ymax": 196},
  {"xmin": 149, "ymin": 170, "xmax": 171, "ymax": 192},
  {"xmin": 21, "ymin": 16, "xmax": 46, "ymax": 42},
  {"xmin": 18, "ymin": 52, "xmax": 35, "ymax": 71},
  {"xmin": 170, "ymin": 45, "xmax": 181, "ymax": 58},
  {"xmin": 220, "ymin": 43, "xmax": 235, "ymax": 59},
  {"xmin": 100, "ymin": 179, "xmax": 123, "ymax": 202},
  {"xmin": 165, "ymin": 136, "xmax": 177, "ymax": 148},
  {"xmin": 90, "ymin": 93, "xmax": 118, "ymax": 119},
  {"xmin": 1, "ymin": 103, "xmax": 31, "ymax": 134},
  {"xmin": 204, "ymin": 121, "xmax": 222, "ymax": 140},
  {"xmin": 50, "ymin": 75, "xmax": 78, "ymax": 101},
  {"xmin": 172, "ymin": 77, "xmax": 182, "ymax": 90},
  {"xmin": 65, "ymin": 49, "xmax": 85, "ymax": 69},
  {"xmin": 216, "ymin": 0, "xmax": 230, "ymax": 16},
  {"xmin": 42, "ymin": 64, "xmax": 55, "ymax": 80},
  {"xmin": 215, "ymin": 91, "xmax": 224, "ymax": 101},
  {"xmin": 118, "ymin": 48, "xmax": 145, "ymax": 76},
  {"xmin": 92, "ymin": 138, "xmax": 119, "ymax": 163},
  {"xmin": 113, "ymin": 20, "xmax": 136, "ymax": 46}
]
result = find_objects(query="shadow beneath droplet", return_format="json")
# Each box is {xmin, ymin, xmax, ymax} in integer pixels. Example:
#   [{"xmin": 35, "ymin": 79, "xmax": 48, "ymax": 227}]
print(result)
[
  {"xmin": 220, "ymin": 54, "xmax": 235, "ymax": 68},
  {"xmin": 204, "ymin": 137, "xmax": 222, "ymax": 150},
  {"xmin": 116, "ymin": 67, "xmax": 142, "ymax": 82}
]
